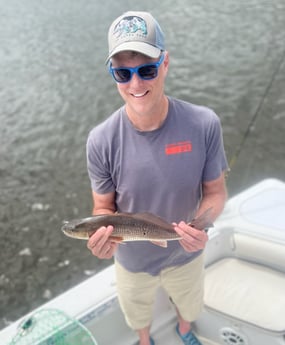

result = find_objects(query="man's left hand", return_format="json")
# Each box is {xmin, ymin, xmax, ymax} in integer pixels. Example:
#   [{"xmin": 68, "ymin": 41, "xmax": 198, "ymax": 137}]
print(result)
[{"xmin": 173, "ymin": 221, "xmax": 208, "ymax": 252}]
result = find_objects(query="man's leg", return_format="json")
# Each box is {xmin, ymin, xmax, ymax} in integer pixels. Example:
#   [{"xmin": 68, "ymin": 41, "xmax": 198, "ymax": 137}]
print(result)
[
  {"xmin": 114, "ymin": 260, "xmax": 159, "ymax": 345},
  {"xmin": 137, "ymin": 326, "xmax": 152, "ymax": 345},
  {"xmin": 161, "ymin": 254, "xmax": 205, "ymax": 344}
]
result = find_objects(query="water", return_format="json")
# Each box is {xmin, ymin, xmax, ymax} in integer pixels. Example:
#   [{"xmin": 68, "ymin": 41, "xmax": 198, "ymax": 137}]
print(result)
[{"xmin": 1, "ymin": 0, "xmax": 285, "ymax": 330}]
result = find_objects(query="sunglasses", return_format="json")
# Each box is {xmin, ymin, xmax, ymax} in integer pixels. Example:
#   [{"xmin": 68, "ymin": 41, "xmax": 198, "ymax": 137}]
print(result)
[{"xmin": 109, "ymin": 53, "xmax": 165, "ymax": 83}]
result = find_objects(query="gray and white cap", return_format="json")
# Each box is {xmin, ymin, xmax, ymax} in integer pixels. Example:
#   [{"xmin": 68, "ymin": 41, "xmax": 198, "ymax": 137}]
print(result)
[{"xmin": 106, "ymin": 11, "xmax": 165, "ymax": 63}]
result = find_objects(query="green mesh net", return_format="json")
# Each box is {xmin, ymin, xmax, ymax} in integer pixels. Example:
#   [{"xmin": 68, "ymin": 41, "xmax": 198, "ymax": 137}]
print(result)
[{"xmin": 8, "ymin": 309, "xmax": 97, "ymax": 345}]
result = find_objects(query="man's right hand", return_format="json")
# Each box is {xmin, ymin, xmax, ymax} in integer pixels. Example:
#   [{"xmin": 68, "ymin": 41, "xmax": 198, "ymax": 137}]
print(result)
[{"xmin": 87, "ymin": 225, "xmax": 118, "ymax": 259}]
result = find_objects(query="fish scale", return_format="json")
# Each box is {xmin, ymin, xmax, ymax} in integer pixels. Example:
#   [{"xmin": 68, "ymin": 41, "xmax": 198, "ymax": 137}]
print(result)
[{"xmin": 109, "ymin": 222, "xmax": 180, "ymax": 241}]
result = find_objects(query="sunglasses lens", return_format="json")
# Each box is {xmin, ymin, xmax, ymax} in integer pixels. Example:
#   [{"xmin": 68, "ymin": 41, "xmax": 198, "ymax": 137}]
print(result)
[
  {"xmin": 113, "ymin": 68, "xmax": 131, "ymax": 83},
  {"xmin": 138, "ymin": 65, "xmax": 158, "ymax": 80}
]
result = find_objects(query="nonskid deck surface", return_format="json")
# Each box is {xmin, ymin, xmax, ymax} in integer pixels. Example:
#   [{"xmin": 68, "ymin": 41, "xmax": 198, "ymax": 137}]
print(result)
[
  {"xmin": 86, "ymin": 296, "xmax": 219, "ymax": 345},
  {"xmin": 88, "ymin": 301, "xmax": 217, "ymax": 345}
]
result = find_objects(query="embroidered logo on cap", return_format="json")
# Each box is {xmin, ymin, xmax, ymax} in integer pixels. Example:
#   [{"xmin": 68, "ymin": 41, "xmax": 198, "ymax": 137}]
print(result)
[{"xmin": 113, "ymin": 16, "xmax": 147, "ymax": 38}]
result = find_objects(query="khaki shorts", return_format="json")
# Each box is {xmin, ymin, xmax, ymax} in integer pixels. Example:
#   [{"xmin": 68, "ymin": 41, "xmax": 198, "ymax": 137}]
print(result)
[{"xmin": 115, "ymin": 253, "xmax": 205, "ymax": 330}]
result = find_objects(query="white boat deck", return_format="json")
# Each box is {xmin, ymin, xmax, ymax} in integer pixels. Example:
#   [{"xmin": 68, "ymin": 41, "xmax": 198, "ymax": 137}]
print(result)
[
  {"xmin": 1, "ymin": 178, "xmax": 285, "ymax": 345},
  {"xmin": 82, "ymin": 292, "xmax": 218, "ymax": 345}
]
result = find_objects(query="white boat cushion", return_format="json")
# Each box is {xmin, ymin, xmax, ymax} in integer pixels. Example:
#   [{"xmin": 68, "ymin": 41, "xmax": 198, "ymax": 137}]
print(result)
[
  {"xmin": 204, "ymin": 257, "xmax": 285, "ymax": 333},
  {"xmin": 233, "ymin": 233, "xmax": 285, "ymax": 270}
]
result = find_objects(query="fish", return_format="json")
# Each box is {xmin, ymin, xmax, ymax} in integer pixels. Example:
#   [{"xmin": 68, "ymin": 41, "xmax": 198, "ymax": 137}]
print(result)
[{"xmin": 61, "ymin": 208, "xmax": 213, "ymax": 247}]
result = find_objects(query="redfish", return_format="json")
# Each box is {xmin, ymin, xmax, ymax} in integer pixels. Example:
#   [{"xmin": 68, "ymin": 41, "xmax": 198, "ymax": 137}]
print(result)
[{"xmin": 62, "ymin": 208, "xmax": 213, "ymax": 247}]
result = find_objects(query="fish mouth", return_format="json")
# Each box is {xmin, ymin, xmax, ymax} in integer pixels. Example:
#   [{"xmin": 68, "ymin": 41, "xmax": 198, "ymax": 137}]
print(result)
[
  {"xmin": 61, "ymin": 224, "xmax": 75, "ymax": 234},
  {"xmin": 61, "ymin": 229, "xmax": 72, "ymax": 237}
]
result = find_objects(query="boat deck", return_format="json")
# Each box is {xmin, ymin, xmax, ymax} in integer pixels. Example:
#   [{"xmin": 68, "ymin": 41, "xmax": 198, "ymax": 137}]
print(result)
[
  {"xmin": 1, "ymin": 179, "xmax": 285, "ymax": 345},
  {"xmin": 88, "ymin": 293, "xmax": 218, "ymax": 345}
]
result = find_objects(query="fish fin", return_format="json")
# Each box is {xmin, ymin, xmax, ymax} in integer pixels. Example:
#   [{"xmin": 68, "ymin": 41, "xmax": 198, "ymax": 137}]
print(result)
[
  {"xmin": 109, "ymin": 236, "xmax": 124, "ymax": 243},
  {"xmin": 112, "ymin": 212, "xmax": 173, "ymax": 229},
  {"xmin": 133, "ymin": 212, "xmax": 173, "ymax": 229},
  {"xmin": 150, "ymin": 240, "xmax": 168, "ymax": 248},
  {"xmin": 189, "ymin": 207, "xmax": 214, "ymax": 230}
]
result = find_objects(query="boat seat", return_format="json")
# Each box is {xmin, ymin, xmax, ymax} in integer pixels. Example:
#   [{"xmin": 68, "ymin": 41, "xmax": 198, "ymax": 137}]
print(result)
[
  {"xmin": 232, "ymin": 232, "xmax": 285, "ymax": 272},
  {"xmin": 204, "ymin": 233, "xmax": 285, "ymax": 333}
]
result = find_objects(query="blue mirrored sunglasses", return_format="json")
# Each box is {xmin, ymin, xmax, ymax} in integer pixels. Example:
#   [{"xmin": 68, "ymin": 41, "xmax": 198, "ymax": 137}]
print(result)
[{"xmin": 109, "ymin": 53, "xmax": 165, "ymax": 83}]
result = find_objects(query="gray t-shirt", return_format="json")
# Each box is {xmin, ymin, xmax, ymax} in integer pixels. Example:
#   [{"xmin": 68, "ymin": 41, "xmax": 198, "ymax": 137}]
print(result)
[{"xmin": 87, "ymin": 97, "xmax": 228, "ymax": 275}]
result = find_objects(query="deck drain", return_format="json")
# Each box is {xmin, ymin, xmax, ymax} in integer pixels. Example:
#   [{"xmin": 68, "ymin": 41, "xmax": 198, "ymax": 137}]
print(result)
[{"xmin": 220, "ymin": 327, "xmax": 248, "ymax": 345}]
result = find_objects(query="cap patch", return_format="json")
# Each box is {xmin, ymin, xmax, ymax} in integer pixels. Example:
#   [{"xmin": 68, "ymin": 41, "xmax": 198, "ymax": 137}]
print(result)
[{"xmin": 113, "ymin": 16, "xmax": 147, "ymax": 39}]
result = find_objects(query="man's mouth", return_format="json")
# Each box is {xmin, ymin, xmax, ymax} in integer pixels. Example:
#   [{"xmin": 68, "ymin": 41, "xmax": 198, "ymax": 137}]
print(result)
[{"xmin": 132, "ymin": 91, "xmax": 148, "ymax": 98}]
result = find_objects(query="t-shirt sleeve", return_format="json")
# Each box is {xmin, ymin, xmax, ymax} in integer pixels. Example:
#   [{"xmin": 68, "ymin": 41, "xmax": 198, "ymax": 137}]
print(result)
[
  {"xmin": 86, "ymin": 130, "xmax": 115, "ymax": 194},
  {"xmin": 202, "ymin": 112, "xmax": 228, "ymax": 182}
]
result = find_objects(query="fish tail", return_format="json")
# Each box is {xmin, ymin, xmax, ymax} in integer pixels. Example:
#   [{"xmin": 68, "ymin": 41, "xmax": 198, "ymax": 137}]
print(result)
[{"xmin": 189, "ymin": 207, "xmax": 214, "ymax": 230}]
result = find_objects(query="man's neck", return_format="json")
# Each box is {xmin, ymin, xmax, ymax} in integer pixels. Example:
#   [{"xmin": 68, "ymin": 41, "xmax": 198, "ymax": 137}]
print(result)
[{"xmin": 126, "ymin": 96, "xmax": 169, "ymax": 131}]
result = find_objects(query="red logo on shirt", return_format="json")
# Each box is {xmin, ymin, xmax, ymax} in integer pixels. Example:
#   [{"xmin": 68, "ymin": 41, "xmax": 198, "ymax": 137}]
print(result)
[{"xmin": 165, "ymin": 141, "xmax": 192, "ymax": 155}]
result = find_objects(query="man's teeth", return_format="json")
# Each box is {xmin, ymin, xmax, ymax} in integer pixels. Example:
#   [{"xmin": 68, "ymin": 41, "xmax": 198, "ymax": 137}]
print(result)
[{"xmin": 133, "ymin": 92, "xmax": 147, "ymax": 97}]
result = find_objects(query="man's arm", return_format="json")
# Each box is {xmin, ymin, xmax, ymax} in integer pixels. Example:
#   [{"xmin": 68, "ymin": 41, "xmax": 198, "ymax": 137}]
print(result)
[
  {"xmin": 91, "ymin": 190, "xmax": 116, "ymax": 215},
  {"xmin": 87, "ymin": 190, "xmax": 118, "ymax": 259},
  {"xmin": 174, "ymin": 172, "xmax": 227, "ymax": 252},
  {"xmin": 196, "ymin": 171, "xmax": 228, "ymax": 221}
]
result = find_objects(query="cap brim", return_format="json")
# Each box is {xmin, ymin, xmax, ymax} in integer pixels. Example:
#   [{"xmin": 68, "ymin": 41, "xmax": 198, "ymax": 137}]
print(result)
[{"xmin": 105, "ymin": 42, "xmax": 161, "ymax": 64}]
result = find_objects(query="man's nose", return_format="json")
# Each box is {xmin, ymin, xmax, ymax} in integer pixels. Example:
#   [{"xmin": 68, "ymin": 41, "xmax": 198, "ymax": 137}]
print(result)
[{"xmin": 129, "ymin": 71, "xmax": 144, "ymax": 86}]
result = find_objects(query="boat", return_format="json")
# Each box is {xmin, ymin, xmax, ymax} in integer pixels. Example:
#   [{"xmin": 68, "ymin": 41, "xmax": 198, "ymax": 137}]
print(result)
[{"xmin": 1, "ymin": 178, "xmax": 285, "ymax": 345}]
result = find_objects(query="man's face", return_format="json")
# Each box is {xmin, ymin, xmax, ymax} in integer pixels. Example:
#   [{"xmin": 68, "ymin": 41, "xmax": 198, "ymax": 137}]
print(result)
[{"xmin": 110, "ymin": 51, "xmax": 169, "ymax": 119}]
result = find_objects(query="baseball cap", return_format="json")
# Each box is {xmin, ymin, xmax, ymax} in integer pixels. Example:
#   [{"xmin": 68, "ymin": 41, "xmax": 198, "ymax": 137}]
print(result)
[{"xmin": 106, "ymin": 11, "xmax": 165, "ymax": 63}]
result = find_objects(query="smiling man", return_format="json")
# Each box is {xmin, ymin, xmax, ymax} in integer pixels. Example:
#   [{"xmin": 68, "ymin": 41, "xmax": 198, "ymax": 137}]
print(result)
[{"xmin": 86, "ymin": 11, "xmax": 228, "ymax": 345}]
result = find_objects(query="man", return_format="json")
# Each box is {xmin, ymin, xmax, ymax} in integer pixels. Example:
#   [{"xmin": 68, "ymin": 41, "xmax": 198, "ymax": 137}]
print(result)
[{"xmin": 86, "ymin": 11, "xmax": 228, "ymax": 345}]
